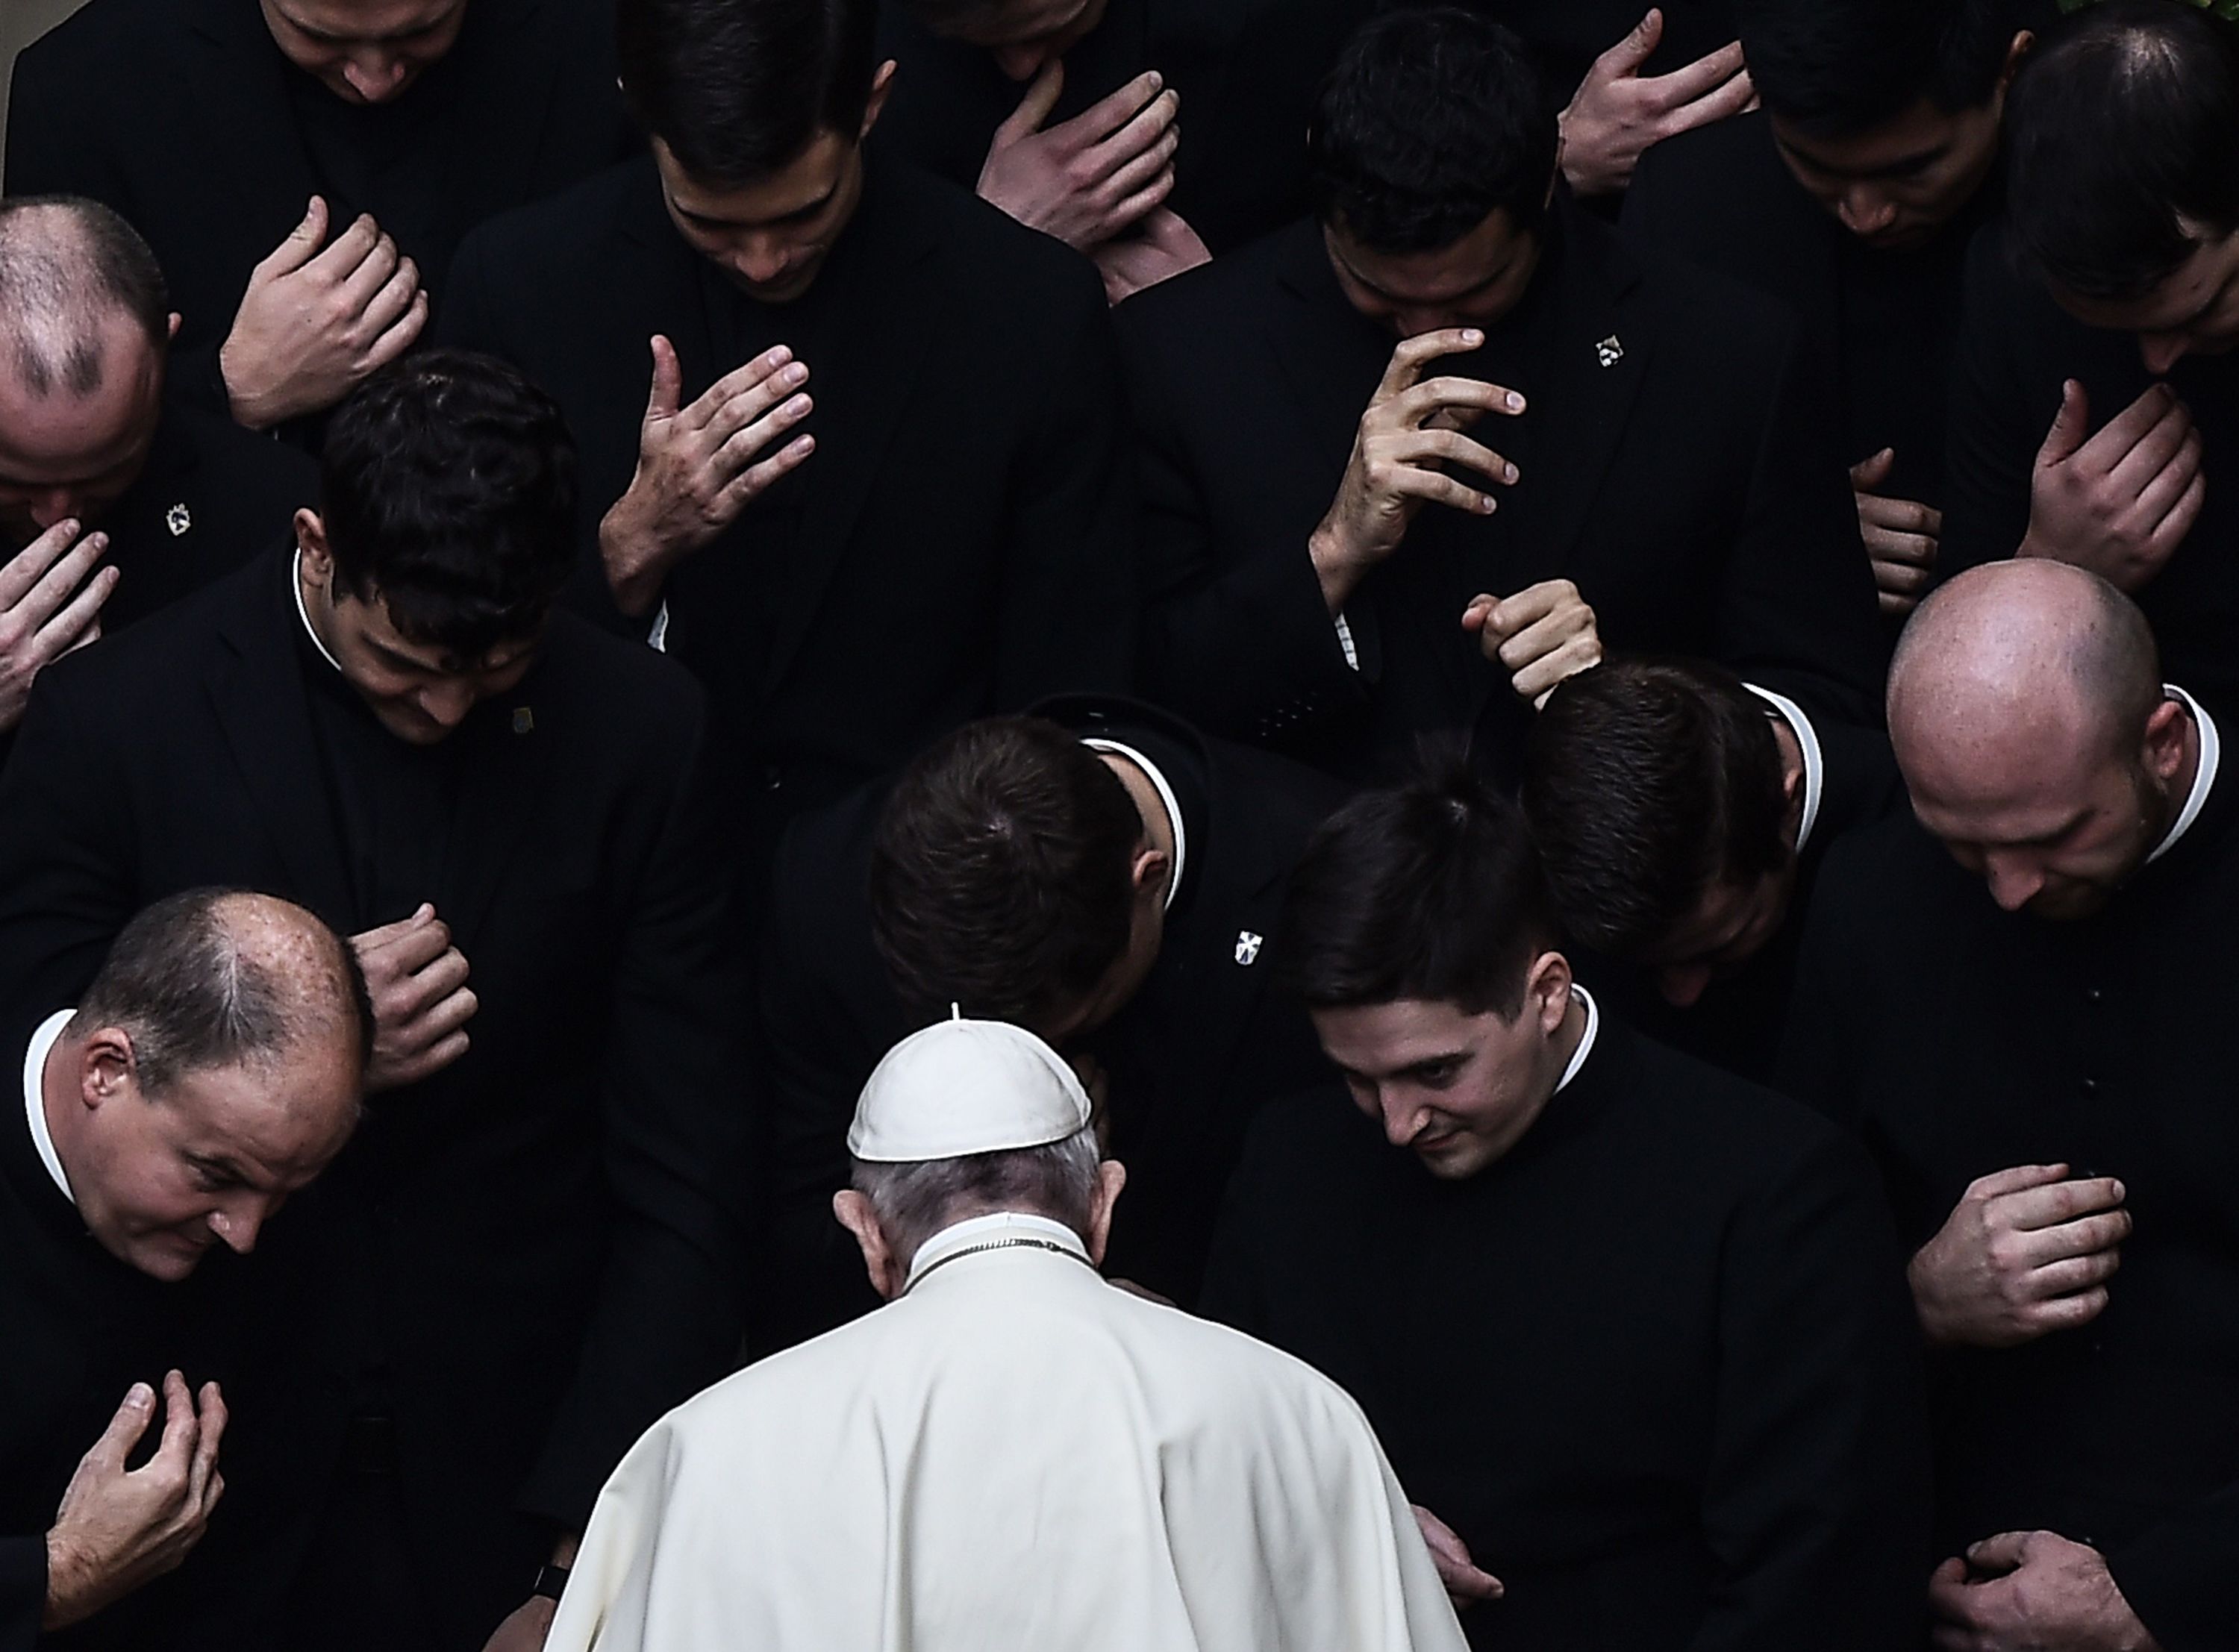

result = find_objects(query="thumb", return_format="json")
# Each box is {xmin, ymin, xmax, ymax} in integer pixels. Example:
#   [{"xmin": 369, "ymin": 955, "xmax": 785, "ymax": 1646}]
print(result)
[
  {"xmin": 999, "ymin": 59, "xmax": 1066, "ymax": 142},
  {"xmin": 645, "ymin": 335, "xmax": 683, "ymax": 423},
  {"xmin": 2038, "ymin": 380, "xmax": 2090, "ymax": 467},
  {"xmin": 1604, "ymin": 7, "xmax": 1664, "ymax": 75},
  {"xmin": 262, "ymin": 195, "xmax": 330, "ymax": 278},
  {"xmin": 1850, "ymin": 447, "xmax": 1896, "ymax": 492},
  {"xmin": 1964, "ymin": 1530, "xmax": 2036, "ymax": 1575},
  {"xmin": 1460, "ymin": 593, "xmax": 1496, "ymax": 633},
  {"xmin": 87, "ymin": 1383, "xmax": 157, "ymax": 1469}
]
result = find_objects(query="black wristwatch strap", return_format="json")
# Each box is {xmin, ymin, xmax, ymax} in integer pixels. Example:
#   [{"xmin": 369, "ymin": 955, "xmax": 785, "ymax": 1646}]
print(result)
[{"xmin": 532, "ymin": 1562, "xmax": 570, "ymax": 1601}]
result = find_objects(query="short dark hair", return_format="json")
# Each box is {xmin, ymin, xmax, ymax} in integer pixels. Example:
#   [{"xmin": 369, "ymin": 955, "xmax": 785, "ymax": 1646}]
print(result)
[
  {"xmin": 2005, "ymin": 0, "xmax": 2239, "ymax": 300},
  {"xmin": 0, "ymin": 195, "xmax": 169, "ymax": 396},
  {"xmin": 869, "ymin": 716, "xmax": 1145, "ymax": 1031},
  {"xmin": 1279, "ymin": 762, "xmax": 1558, "ymax": 1018},
  {"xmin": 1308, "ymin": 5, "xmax": 1558, "ymax": 253},
  {"xmin": 1738, "ymin": 0, "xmax": 2021, "ymax": 137},
  {"xmin": 1520, "ymin": 660, "xmax": 1790, "ymax": 960},
  {"xmin": 616, "ymin": 0, "xmax": 880, "ymax": 184},
  {"xmin": 71, "ymin": 889, "xmax": 375, "ymax": 1095},
  {"xmin": 318, "ymin": 349, "xmax": 578, "ymax": 657}
]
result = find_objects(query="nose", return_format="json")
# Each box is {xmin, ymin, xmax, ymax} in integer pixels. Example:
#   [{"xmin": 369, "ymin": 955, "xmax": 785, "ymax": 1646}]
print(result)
[
  {"xmin": 2140, "ymin": 332, "xmax": 2191, "ymax": 375},
  {"xmin": 26, "ymin": 489, "xmax": 81, "ymax": 531},
  {"xmin": 730, "ymin": 238, "xmax": 796, "ymax": 288},
  {"xmin": 417, "ymin": 679, "xmax": 478, "ymax": 730},
  {"xmin": 1656, "ymin": 963, "xmax": 1715, "ymax": 1009},
  {"xmin": 994, "ymin": 42, "xmax": 1056, "ymax": 81},
  {"xmin": 342, "ymin": 53, "xmax": 412, "ymax": 103},
  {"xmin": 1378, "ymin": 1092, "xmax": 1431, "ymax": 1150},
  {"xmin": 1837, "ymin": 186, "xmax": 1898, "ymax": 239},
  {"xmin": 1982, "ymin": 855, "xmax": 2046, "ymax": 913},
  {"xmin": 207, "ymin": 1201, "xmax": 266, "ymax": 1256}
]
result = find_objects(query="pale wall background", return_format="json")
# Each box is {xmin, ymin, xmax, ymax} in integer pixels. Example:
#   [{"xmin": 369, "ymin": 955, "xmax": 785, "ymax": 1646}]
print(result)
[{"xmin": 1, "ymin": 0, "xmax": 90, "ymax": 177}]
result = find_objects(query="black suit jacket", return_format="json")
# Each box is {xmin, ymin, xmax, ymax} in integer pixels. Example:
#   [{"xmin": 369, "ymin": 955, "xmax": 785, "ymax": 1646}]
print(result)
[
  {"xmin": 1202, "ymin": 1017, "xmax": 1929, "ymax": 1650},
  {"xmin": 1117, "ymin": 199, "xmax": 1884, "ymax": 778},
  {"xmin": 0, "ymin": 1013, "xmax": 260, "ymax": 1652},
  {"xmin": 760, "ymin": 696, "xmax": 1343, "ymax": 1344},
  {"xmin": 872, "ymin": 0, "xmax": 1284, "ymax": 255},
  {"xmin": 0, "ymin": 552, "xmax": 750, "ymax": 1648},
  {"xmin": 438, "ymin": 151, "xmax": 1137, "ymax": 848},
  {"xmin": 91, "ymin": 404, "xmax": 316, "ymax": 633},
  {"xmin": 4, "ymin": 0, "xmax": 634, "ymax": 437},
  {"xmin": 1942, "ymin": 223, "xmax": 2239, "ymax": 704},
  {"xmin": 1779, "ymin": 743, "xmax": 2239, "ymax": 1652}
]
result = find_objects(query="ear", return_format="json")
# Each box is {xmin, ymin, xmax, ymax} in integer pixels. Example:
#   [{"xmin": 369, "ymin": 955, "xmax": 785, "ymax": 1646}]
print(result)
[
  {"xmin": 1999, "ymin": 31, "xmax": 2033, "ymax": 95},
  {"xmin": 861, "ymin": 60, "xmax": 899, "ymax": 140},
  {"xmin": 78, "ymin": 1027, "xmax": 138, "ymax": 1114},
  {"xmin": 2143, "ymin": 694, "xmax": 2192, "ymax": 789},
  {"xmin": 1523, "ymin": 949, "xmax": 1575, "ymax": 1039},
  {"xmin": 1083, "ymin": 1159, "xmax": 1127, "ymax": 1268},
  {"xmin": 295, "ymin": 510, "xmax": 334, "ymax": 583},
  {"xmin": 1129, "ymin": 843, "xmax": 1171, "ymax": 904},
  {"xmin": 834, "ymin": 1189, "xmax": 906, "ymax": 1301},
  {"xmin": 166, "ymin": 312, "xmax": 183, "ymax": 342}
]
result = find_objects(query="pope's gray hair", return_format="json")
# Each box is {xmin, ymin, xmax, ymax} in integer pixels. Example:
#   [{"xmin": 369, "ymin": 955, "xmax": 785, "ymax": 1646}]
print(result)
[{"xmin": 851, "ymin": 1123, "xmax": 1102, "ymax": 1268}]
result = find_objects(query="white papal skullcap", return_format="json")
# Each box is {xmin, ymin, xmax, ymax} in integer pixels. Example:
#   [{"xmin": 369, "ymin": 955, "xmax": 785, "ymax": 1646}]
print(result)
[{"xmin": 848, "ymin": 1011, "xmax": 1093, "ymax": 1164}]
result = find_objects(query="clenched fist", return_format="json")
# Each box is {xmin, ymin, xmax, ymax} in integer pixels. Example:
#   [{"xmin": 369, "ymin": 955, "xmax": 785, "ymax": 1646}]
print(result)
[
  {"xmin": 351, "ymin": 904, "xmax": 476, "ymax": 1092},
  {"xmin": 1462, "ymin": 581, "xmax": 1602, "ymax": 705},
  {"xmin": 1908, "ymin": 1163, "xmax": 2129, "ymax": 1348}
]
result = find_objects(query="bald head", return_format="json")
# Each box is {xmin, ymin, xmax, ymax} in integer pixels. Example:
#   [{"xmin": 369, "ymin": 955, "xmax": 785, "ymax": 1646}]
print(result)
[
  {"xmin": 71, "ymin": 888, "xmax": 372, "ymax": 1097},
  {"xmin": 1888, "ymin": 561, "xmax": 2192, "ymax": 919},
  {"xmin": 1890, "ymin": 560, "xmax": 2160, "ymax": 767},
  {"xmin": 0, "ymin": 196, "xmax": 168, "ymax": 400}
]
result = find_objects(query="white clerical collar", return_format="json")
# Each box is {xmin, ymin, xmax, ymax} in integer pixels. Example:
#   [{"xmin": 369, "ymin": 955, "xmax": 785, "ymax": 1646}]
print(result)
[
  {"xmin": 22, "ymin": 1010, "xmax": 76, "ymax": 1207},
  {"xmin": 903, "ymin": 1210, "xmax": 1091, "ymax": 1292},
  {"xmin": 1746, "ymin": 684, "xmax": 1825, "ymax": 854},
  {"xmin": 1554, "ymin": 984, "xmax": 1599, "ymax": 1096},
  {"xmin": 2147, "ymin": 683, "xmax": 2220, "ymax": 866},
  {"xmin": 1080, "ymin": 739, "xmax": 1187, "ymax": 910},
  {"xmin": 293, "ymin": 549, "xmax": 343, "ymax": 674}
]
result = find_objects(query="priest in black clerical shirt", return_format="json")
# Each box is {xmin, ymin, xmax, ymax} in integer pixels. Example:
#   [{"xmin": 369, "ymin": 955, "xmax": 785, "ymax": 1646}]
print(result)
[
  {"xmin": 1, "ymin": 892, "xmax": 367, "ymax": 1652},
  {"xmin": 1942, "ymin": 1, "xmax": 2239, "ymax": 706},
  {"xmin": 1117, "ymin": 6, "xmax": 1882, "ymax": 781},
  {"xmin": 1782, "ymin": 561, "xmax": 2239, "ymax": 1652},
  {"xmin": 1517, "ymin": 657, "xmax": 1902, "ymax": 1085},
  {"xmin": 0, "ymin": 354, "xmax": 750, "ymax": 1652},
  {"xmin": 1202, "ymin": 768, "xmax": 1928, "ymax": 1649},
  {"xmin": 4, "ymin": 0, "xmax": 636, "ymax": 443},
  {"xmin": 439, "ymin": 0, "xmax": 1136, "ymax": 880},
  {"xmin": 1623, "ymin": 0, "xmax": 2036, "ymax": 625},
  {"xmin": 759, "ymin": 695, "xmax": 1344, "ymax": 1345}
]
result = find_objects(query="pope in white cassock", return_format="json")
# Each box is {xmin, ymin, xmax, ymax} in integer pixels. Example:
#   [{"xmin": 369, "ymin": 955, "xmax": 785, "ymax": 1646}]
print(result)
[{"xmin": 543, "ymin": 1015, "xmax": 1470, "ymax": 1652}]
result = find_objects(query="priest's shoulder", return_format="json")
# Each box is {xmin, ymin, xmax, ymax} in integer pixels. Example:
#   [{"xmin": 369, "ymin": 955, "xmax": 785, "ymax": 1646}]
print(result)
[
  {"xmin": 13, "ymin": 550, "xmax": 257, "ymax": 725},
  {"xmin": 7, "ymin": 0, "xmax": 186, "ymax": 87},
  {"xmin": 1805, "ymin": 807, "xmax": 1971, "ymax": 944},
  {"xmin": 1612, "ymin": 1022, "xmax": 1866, "ymax": 1186},
  {"xmin": 524, "ymin": 608, "xmax": 712, "ymax": 753},
  {"xmin": 448, "ymin": 155, "xmax": 653, "ymax": 284},
  {"xmin": 1623, "ymin": 108, "xmax": 1816, "ymax": 276},
  {"xmin": 1113, "ymin": 216, "xmax": 1318, "ymax": 357},
  {"xmin": 895, "ymin": 156, "xmax": 1109, "ymax": 319}
]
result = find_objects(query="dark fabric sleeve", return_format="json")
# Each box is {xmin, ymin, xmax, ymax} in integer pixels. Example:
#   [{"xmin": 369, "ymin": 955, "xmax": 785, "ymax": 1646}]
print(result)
[
  {"xmin": 2108, "ymin": 1483, "xmax": 2239, "ymax": 1652},
  {"xmin": 0, "ymin": 1535, "xmax": 44, "ymax": 1652},
  {"xmin": 754, "ymin": 875, "xmax": 881, "ymax": 1350},
  {"xmin": 1714, "ymin": 313, "xmax": 1887, "ymax": 728},
  {"xmin": 1940, "ymin": 229, "xmax": 2050, "ymax": 578},
  {"xmin": 1690, "ymin": 1130, "xmax": 1933, "ymax": 1652},
  {"xmin": 993, "ymin": 272, "xmax": 1140, "ymax": 704},
  {"xmin": 0, "ymin": 666, "xmax": 143, "ymax": 1018},
  {"xmin": 1118, "ymin": 312, "xmax": 1367, "ymax": 745},
  {"xmin": 514, "ymin": 695, "xmax": 754, "ymax": 1529}
]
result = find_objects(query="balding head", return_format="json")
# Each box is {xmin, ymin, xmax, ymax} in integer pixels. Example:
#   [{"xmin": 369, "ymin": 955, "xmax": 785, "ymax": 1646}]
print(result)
[
  {"xmin": 0, "ymin": 196, "xmax": 172, "ymax": 548},
  {"xmin": 1887, "ymin": 561, "xmax": 2194, "ymax": 918},
  {"xmin": 47, "ymin": 889, "xmax": 372, "ymax": 1280}
]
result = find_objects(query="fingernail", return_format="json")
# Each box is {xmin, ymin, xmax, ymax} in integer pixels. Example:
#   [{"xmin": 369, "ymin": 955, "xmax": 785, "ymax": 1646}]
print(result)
[
  {"xmin": 1506, "ymin": 392, "xmax": 1525, "ymax": 412},
  {"xmin": 1503, "ymin": 464, "xmax": 1519, "ymax": 484},
  {"xmin": 128, "ymin": 1383, "xmax": 152, "ymax": 1404},
  {"xmin": 1147, "ymin": 72, "xmax": 1162, "ymax": 91},
  {"xmin": 1478, "ymin": 496, "xmax": 1498, "ymax": 514},
  {"xmin": 1462, "ymin": 330, "xmax": 1483, "ymax": 346},
  {"xmin": 784, "ymin": 363, "xmax": 807, "ymax": 385},
  {"xmin": 2111, "ymin": 1180, "xmax": 2126, "ymax": 1199}
]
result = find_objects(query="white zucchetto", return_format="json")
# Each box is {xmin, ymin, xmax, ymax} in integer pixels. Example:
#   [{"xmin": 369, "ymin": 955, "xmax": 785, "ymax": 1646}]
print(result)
[{"xmin": 847, "ymin": 1013, "xmax": 1092, "ymax": 1164}]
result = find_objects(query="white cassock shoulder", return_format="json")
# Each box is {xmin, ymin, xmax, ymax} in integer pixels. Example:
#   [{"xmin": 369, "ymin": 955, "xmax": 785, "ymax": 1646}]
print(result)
[{"xmin": 545, "ymin": 1258, "xmax": 1468, "ymax": 1652}]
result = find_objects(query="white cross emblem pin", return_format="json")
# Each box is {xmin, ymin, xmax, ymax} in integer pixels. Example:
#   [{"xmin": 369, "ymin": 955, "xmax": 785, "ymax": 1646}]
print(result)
[
  {"xmin": 165, "ymin": 502, "xmax": 192, "ymax": 536},
  {"xmin": 1234, "ymin": 930, "xmax": 1264, "ymax": 966},
  {"xmin": 1594, "ymin": 335, "xmax": 1624, "ymax": 369}
]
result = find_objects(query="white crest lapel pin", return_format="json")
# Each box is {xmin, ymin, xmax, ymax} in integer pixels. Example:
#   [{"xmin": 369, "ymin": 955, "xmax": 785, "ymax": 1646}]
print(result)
[
  {"xmin": 1594, "ymin": 335, "xmax": 1625, "ymax": 369},
  {"xmin": 1234, "ymin": 930, "xmax": 1264, "ymax": 967},
  {"xmin": 165, "ymin": 502, "xmax": 193, "ymax": 536}
]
